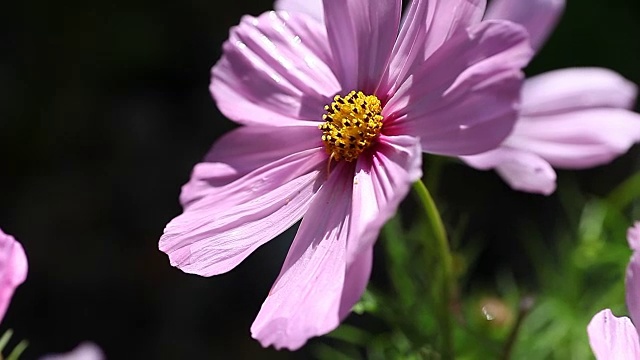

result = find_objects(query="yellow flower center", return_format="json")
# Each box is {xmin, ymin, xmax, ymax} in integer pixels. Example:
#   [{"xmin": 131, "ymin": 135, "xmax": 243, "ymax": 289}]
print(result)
[{"xmin": 318, "ymin": 91, "xmax": 383, "ymax": 163}]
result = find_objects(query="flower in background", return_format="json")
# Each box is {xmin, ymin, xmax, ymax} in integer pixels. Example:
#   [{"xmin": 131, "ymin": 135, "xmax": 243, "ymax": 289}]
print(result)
[
  {"xmin": 160, "ymin": 0, "xmax": 532, "ymax": 349},
  {"xmin": 0, "ymin": 228, "xmax": 27, "ymax": 323},
  {"xmin": 39, "ymin": 342, "xmax": 105, "ymax": 360},
  {"xmin": 587, "ymin": 223, "xmax": 640, "ymax": 358},
  {"xmin": 460, "ymin": 0, "xmax": 640, "ymax": 195}
]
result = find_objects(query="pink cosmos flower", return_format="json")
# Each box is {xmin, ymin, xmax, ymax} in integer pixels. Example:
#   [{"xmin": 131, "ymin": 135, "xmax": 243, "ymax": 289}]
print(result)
[
  {"xmin": 0, "ymin": 228, "xmax": 27, "ymax": 323},
  {"xmin": 587, "ymin": 223, "xmax": 640, "ymax": 359},
  {"xmin": 160, "ymin": 0, "xmax": 533, "ymax": 349},
  {"xmin": 460, "ymin": 0, "xmax": 640, "ymax": 195}
]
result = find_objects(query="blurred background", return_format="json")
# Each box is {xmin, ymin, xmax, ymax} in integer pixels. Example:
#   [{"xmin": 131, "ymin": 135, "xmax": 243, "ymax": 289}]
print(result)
[{"xmin": 1, "ymin": 0, "xmax": 639, "ymax": 358}]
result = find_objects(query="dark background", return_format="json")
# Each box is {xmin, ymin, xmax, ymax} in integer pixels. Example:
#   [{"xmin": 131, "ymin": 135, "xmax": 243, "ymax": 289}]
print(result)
[{"xmin": 1, "ymin": 0, "xmax": 638, "ymax": 358}]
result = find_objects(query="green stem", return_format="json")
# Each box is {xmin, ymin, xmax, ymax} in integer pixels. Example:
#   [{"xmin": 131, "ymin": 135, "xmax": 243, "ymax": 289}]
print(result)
[{"xmin": 412, "ymin": 179, "xmax": 455, "ymax": 359}]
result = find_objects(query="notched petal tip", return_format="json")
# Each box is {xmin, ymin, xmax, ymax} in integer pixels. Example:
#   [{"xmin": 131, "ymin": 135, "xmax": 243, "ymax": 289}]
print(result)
[
  {"xmin": 499, "ymin": 165, "xmax": 556, "ymax": 196},
  {"xmin": 462, "ymin": 147, "xmax": 557, "ymax": 195},
  {"xmin": 588, "ymin": 309, "xmax": 640, "ymax": 359}
]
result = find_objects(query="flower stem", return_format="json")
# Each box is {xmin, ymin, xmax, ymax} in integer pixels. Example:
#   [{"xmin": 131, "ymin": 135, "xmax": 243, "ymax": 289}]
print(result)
[{"xmin": 412, "ymin": 179, "xmax": 455, "ymax": 359}]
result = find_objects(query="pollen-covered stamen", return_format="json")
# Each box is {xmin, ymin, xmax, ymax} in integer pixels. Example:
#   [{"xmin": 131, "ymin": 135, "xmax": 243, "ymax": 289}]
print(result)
[{"xmin": 319, "ymin": 91, "xmax": 384, "ymax": 162}]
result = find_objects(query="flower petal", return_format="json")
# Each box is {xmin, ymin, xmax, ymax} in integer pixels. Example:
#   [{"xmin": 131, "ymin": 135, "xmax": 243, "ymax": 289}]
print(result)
[
  {"xmin": 628, "ymin": 223, "xmax": 640, "ymax": 252},
  {"xmin": 485, "ymin": 0, "xmax": 564, "ymax": 51},
  {"xmin": 323, "ymin": 0, "xmax": 401, "ymax": 92},
  {"xmin": 180, "ymin": 125, "xmax": 322, "ymax": 207},
  {"xmin": 385, "ymin": 20, "xmax": 532, "ymax": 156},
  {"xmin": 274, "ymin": 0, "xmax": 323, "ymax": 23},
  {"xmin": 588, "ymin": 309, "xmax": 640, "ymax": 360},
  {"xmin": 461, "ymin": 147, "xmax": 557, "ymax": 195},
  {"xmin": 349, "ymin": 135, "xmax": 422, "ymax": 260},
  {"xmin": 379, "ymin": 0, "xmax": 489, "ymax": 95},
  {"xmin": 39, "ymin": 342, "xmax": 105, "ymax": 360},
  {"xmin": 423, "ymin": 0, "xmax": 487, "ymax": 59},
  {"xmin": 377, "ymin": 0, "xmax": 432, "ymax": 99},
  {"xmin": 211, "ymin": 11, "xmax": 340, "ymax": 126},
  {"xmin": 339, "ymin": 245, "xmax": 373, "ymax": 319},
  {"xmin": 521, "ymin": 68, "xmax": 638, "ymax": 116},
  {"xmin": 626, "ymin": 251, "xmax": 640, "ymax": 333},
  {"xmin": 251, "ymin": 134, "xmax": 421, "ymax": 350},
  {"xmin": 507, "ymin": 109, "xmax": 640, "ymax": 169},
  {"xmin": 251, "ymin": 164, "xmax": 354, "ymax": 350},
  {"xmin": 0, "ymin": 229, "xmax": 27, "ymax": 322},
  {"xmin": 159, "ymin": 147, "xmax": 326, "ymax": 277}
]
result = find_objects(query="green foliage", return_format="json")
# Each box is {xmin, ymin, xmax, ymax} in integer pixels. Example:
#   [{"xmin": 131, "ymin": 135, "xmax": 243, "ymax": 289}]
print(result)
[
  {"xmin": 314, "ymin": 168, "xmax": 640, "ymax": 360},
  {"xmin": 0, "ymin": 330, "xmax": 28, "ymax": 360}
]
